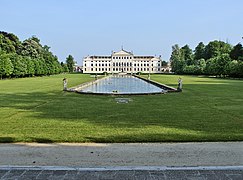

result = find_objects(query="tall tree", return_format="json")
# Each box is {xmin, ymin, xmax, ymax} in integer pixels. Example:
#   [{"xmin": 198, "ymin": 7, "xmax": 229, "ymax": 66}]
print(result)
[
  {"xmin": 0, "ymin": 33, "xmax": 16, "ymax": 53},
  {"xmin": 10, "ymin": 54, "xmax": 27, "ymax": 77},
  {"xmin": 181, "ymin": 45, "xmax": 193, "ymax": 65},
  {"xmin": 0, "ymin": 51, "xmax": 13, "ymax": 79},
  {"xmin": 66, "ymin": 55, "xmax": 75, "ymax": 73},
  {"xmin": 21, "ymin": 36, "xmax": 43, "ymax": 58},
  {"xmin": 170, "ymin": 44, "xmax": 185, "ymax": 74},
  {"xmin": 230, "ymin": 43, "xmax": 243, "ymax": 60},
  {"xmin": 204, "ymin": 40, "xmax": 232, "ymax": 60},
  {"xmin": 194, "ymin": 42, "xmax": 205, "ymax": 60}
]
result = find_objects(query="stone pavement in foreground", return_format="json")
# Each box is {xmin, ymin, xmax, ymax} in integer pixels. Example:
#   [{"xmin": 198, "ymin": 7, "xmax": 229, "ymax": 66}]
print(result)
[{"xmin": 0, "ymin": 166, "xmax": 243, "ymax": 180}]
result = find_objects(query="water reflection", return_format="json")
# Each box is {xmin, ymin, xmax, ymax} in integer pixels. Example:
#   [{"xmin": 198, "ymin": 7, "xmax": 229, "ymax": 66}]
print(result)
[{"xmin": 80, "ymin": 75, "xmax": 164, "ymax": 94}]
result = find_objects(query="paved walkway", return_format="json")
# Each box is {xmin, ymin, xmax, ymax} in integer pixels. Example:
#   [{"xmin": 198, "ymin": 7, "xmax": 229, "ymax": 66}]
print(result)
[
  {"xmin": 0, "ymin": 142, "xmax": 242, "ymax": 167},
  {"xmin": 0, "ymin": 166, "xmax": 243, "ymax": 179},
  {"xmin": 0, "ymin": 142, "xmax": 243, "ymax": 179}
]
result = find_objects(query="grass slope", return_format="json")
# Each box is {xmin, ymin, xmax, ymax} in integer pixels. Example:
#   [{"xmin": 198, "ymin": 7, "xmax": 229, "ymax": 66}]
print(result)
[{"xmin": 0, "ymin": 74, "xmax": 243, "ymax": 143}]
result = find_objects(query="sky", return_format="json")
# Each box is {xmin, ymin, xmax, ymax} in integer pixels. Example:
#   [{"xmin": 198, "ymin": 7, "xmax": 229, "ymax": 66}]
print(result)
[{"xmin": 1, "ymin": 0, "xmax": 243, "ymax": 65}]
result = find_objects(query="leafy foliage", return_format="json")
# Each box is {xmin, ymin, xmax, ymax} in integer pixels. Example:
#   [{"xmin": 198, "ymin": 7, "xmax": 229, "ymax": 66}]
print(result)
[
  {"xmin": 0, "ymin": 51, "xmax": 13, "ymax": 79},
  {"xmin": 170, "ymin": 40, "xmax": 243, "ymax": 77},
  {"xmin": 0, "ymin": 31, "xmax": 68, "ymax": 79},
  {"xmin": 66, "ymin": 55, "xmax": 75, "ymax": 73}
]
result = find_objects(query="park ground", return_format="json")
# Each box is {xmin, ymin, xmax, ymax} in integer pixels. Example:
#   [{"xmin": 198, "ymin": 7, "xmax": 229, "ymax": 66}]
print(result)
[{"xmin": 0, "ymin": 74, "xmax": 243, "ymax": 143}]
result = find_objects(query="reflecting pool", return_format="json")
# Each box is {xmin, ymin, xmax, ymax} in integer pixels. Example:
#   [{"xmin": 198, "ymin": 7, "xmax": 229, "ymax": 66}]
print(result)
[{"xmin": 79, "ymin": 75, "xmax": 165, "ymax": 94}]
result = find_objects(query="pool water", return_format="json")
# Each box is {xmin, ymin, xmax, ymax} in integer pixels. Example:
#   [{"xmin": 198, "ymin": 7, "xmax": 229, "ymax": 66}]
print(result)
[{"xmin": 79, "ymin": 75, "xmax": 165, "ymax": 94}]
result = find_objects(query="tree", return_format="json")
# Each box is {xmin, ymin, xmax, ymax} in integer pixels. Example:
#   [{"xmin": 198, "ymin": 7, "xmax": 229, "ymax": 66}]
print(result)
[
  {"xmin": 194, "ymin": 42, "xmax": 205, "ymax": 60},
  {"xmin": 0, "ymin": 31, "xmax": 62, "ymax": 79},
  {"xmin": 226, "ymin": 60, "xmax": 239, "ymax": 77},
  {"xmin": 66, "ymin": 55, "xmax": 75, "ymax": 73},
  {"xmin": 170, "ymin": 44, "xmax": 186, "ymax": 74},
  {"xmin": 0, "ymin": 52, "xmax": 13, "ymax": 79},
  {"xmin": 61, "ymin": 62, "xmax": 69, "ymax": 73},
  {"xmin": 24, "ymin": 56, "xmax": 35, "ymax": 77},
  {"xmin": 205, "ymin": 58, "xmax": 217, "ymax": 75},
  {"xmin": 230, "ymin": 43, "xmax": 243, "ymax": 60},
  {"xmin": 10, "ymin": 54, "xmax": 27, "ymax": 77},
  {"xmin": 205, "ymin": 54, "xmax": 231, "ymax": 77},
  {"xmin": 0, "ymin": 34, "xmax": 16, "ymax": 53},
  {"xmin": 21, "ymin": 37, "xmax": 43, "ymax": 58},
  {"xmin": 214, "ymin": 54, "xmax": 231, "ymax": 77},
  {"xmin": 204, "ymin": 40, "xmax": 232, "ymax": 60},
  {"xmin": 181, "ymin": 45, "xmax": 194, "ymax": 65}
]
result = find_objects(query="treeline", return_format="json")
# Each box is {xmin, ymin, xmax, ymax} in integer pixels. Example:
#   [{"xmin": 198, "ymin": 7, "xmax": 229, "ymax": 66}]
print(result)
[
  {"xmin": 170, "ymin": 40, "xmax": 243, "ymax": 77},
  {"xmin": 0, "ymin": 31, "xmax": 74, "ymax": 79}
]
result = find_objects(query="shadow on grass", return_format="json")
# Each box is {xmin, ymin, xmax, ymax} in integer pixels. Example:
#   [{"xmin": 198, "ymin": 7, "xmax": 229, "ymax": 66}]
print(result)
[
  {"xmin": 0, "ymin": 137, "xmax": 15, "ymax": 143},
  {"xmin": 0, "ymin": 137, "xmax": 54, "ymax": 143},
  {"xmin": 1, "ymin": 82, "xmax": 243, "ymax": 142}
]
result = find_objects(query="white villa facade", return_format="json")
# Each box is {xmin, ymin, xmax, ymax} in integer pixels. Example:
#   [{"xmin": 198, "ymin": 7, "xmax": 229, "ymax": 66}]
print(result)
[{"xmin": 83, "ymin": 49, "xmax": 164, "ymax": 74}]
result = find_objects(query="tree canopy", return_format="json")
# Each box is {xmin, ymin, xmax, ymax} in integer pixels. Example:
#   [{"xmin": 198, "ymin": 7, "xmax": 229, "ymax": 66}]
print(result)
[
  {"xmin": 0, "ymin": 31, "xmax": 70, "ymax": 79},
  {"xmin": 170, "ymin": 40, "xmax": 243, "ymax": 77},
  {"xmin": 66, "ymin": 55, "xmax": 75, "ymax": 73}
]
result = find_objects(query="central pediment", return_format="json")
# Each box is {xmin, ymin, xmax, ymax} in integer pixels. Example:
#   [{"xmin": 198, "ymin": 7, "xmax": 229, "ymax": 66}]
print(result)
[{"xmin": 112, "ymin": 49, "xmax": 133, "ymax": 56}]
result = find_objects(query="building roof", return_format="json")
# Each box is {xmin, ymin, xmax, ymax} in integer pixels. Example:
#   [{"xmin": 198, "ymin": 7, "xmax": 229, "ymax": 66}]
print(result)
[{"xmin": 112, "ymin": 49, "xmax": 133, "ymax": 56}]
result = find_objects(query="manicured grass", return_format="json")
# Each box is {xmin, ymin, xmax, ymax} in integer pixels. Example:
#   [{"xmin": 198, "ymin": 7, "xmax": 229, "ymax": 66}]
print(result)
[{"xmin": 0, "ymin": 73, "xmax": 243, "ymax": 143}]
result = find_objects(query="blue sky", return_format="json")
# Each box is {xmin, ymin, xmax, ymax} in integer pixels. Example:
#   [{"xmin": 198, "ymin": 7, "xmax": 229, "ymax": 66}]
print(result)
[{"xmin": 1, "ymin": 0, "xmax": 243, "ymax": 64}]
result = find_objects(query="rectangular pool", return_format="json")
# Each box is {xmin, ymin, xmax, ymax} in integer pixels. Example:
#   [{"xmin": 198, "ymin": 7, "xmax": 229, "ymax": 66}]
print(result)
[{"xmin": 78, "ymin": 75, "xmax": 165, "ymax": 95}]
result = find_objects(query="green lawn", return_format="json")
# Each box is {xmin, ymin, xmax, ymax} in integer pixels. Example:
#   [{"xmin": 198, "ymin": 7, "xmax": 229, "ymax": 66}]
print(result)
[{"xmin": 0, "ymin": 74, "xmax": 243, "ymax": 143}]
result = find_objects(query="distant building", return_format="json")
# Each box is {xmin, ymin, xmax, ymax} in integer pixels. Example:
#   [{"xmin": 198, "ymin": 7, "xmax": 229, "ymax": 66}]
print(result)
[{"xmin": 83, "ymin": 49, "xmax": 164, "ymax": 74}]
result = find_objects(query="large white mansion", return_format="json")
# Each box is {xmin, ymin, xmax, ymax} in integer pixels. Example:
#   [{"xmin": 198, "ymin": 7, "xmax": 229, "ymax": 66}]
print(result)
[{"xmin": 83, "ymin": 49, "xmax": 168, "ymax": 74}]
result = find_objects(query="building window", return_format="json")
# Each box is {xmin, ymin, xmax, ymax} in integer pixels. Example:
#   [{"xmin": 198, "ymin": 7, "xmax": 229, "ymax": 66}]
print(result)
[
  {"xmin": 91, "ymin": 68, "xmax": 93, "ymax": 71},
  {"xmin": 91, "ymin": 64, "xmax": 93, "ymax": 66}
]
